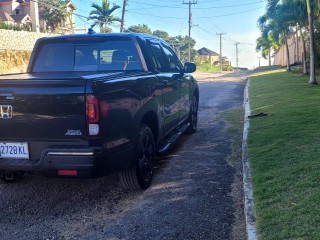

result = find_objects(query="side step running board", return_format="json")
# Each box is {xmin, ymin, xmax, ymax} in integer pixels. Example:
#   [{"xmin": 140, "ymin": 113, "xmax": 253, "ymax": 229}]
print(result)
[{"xmin": 158, "ymin": 123, "xmax": 190, "ymax": 154}]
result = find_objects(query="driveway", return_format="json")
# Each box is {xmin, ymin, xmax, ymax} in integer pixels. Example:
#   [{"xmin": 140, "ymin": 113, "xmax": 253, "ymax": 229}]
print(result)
[{"xmin": 0, "ymin": 71, "xmax": 248, "ymax": 240}]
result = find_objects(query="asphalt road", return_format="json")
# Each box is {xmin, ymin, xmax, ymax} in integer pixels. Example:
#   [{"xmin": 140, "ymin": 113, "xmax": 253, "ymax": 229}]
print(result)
[{"xmin": 0, "ymin": 71, "xmax": 247, "ymax": 240}]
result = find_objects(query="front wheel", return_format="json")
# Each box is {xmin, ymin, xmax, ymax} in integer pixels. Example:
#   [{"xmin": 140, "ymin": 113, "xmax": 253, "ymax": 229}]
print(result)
[
  {"xmin": 119, "ymin": 124, "xmax": 155, "ymax": 190},
  {"xmin": 186, "ymin": 95, "xmax": 198, "ymax": 134}
]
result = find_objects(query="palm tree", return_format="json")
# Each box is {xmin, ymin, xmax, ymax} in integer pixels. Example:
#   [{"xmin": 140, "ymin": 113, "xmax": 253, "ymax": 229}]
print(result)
[
  {"xmin": 88, "ymin": 0, "xmax": 121, "ymax": 32},
  {"xmin": 261, "ymin": 0, "xmax": 317, "ymax": 82},
  {"xmin": 256, "ymin": 35, "xmax": 279, "ymax": 66},
  {"xmin": 258, "ymin": 10, "xmax": 292, "ymax": 71}
]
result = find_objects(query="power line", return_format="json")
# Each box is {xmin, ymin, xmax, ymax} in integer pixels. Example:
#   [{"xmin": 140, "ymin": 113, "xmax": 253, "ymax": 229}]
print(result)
[
  {"xmin": 128, "ymin": 6, "xmax": 263, "ymax": 20},
  {"xmin": 195, "ymin": 7, "xmax": 264, "ymax": 19},
  {"xmin": 34, "ymin": 0, "xmax": 120, "ymax": 31},
  {"xmin": 128, "ymin": 0, "xmax": 261, "ymax": 9},
  {"xmin": 194, "ymin": 1, "xmax": 262, "ymax": 9}
]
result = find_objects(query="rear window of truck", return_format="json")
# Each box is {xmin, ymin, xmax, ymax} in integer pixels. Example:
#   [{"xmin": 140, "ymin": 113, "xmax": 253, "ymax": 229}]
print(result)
[{"xmin": 32, "ymin": 38, "xmax": 143, "ymax": 72}]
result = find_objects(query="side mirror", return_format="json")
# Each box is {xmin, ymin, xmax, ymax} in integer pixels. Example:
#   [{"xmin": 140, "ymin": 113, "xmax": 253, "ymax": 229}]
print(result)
[{"xmin": 183, "ymin": 62, "xmax": 197, "ymax": 73}]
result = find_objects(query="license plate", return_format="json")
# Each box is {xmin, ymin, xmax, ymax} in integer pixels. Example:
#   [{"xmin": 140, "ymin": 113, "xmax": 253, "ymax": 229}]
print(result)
[{"xmin": 0, "ymin": 142, "xmax": 29, "ymax": 159}]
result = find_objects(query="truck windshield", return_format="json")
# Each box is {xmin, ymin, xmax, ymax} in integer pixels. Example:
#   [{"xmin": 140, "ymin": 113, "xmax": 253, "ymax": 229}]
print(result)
[{"xmin": 32, "ymin": 38, "xmax": 144, "ymax": 72}]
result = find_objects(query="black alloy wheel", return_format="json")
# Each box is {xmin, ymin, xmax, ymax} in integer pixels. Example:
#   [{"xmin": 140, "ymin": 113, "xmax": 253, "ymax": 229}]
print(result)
[
  {"xmin": 137, "ymin": 128, "xmax": 154, "ymax": 187},
  {"xmin": 119, "ymin": 124, "xmax": 155, "ymax": 190},
  {"xmin": 186, "ymin": 95, "xmax": 198, "ymax": 134}
]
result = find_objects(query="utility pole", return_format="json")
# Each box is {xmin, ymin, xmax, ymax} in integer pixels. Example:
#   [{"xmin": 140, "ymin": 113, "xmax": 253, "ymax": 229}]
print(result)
[
  {"xmin": 258, "ymin": 57, "xmax": 261, "ymax": 67},
  {"xmin": 183, "ymin": 0, "xmax": 197, "ymax": 62},
  {"xmin": 120, "ymin": 0, "xmax": 127, "ymax": 32},
  {"xmin": 216, "ymin": 32, "xmax": 226, "ymax": 71},
  {"xmin": 234, "ymin": 42, "xmax": 240, "ymax": 71}
]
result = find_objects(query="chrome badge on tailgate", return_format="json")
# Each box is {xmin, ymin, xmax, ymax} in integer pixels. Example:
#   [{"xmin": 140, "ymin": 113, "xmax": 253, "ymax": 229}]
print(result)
[{"xmin": 0, "ymin": 105, "xmax": 13, "ymax": 119}]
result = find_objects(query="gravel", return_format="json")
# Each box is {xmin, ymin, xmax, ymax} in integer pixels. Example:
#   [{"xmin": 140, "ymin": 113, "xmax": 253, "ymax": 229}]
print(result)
[{"xmin": 0, "ymin": 71, "xmax": 248, "ymax": 240}]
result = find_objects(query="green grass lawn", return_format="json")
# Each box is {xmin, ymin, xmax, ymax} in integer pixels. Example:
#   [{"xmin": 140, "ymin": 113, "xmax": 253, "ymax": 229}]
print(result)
[
  {"xmin": 196, "ymin": 63, "xmax": 220, "ymax": 72},
  {"xmin": 249, "ymin": 70, "xmax": 320, "ymax": 239},
  {"xmin": 254, "ymin": 65, "xmax": 282, "ymax": 71}
]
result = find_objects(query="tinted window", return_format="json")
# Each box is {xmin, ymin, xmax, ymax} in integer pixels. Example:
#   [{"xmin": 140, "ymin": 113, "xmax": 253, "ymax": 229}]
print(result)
[
  {"xmin": 161, "ymin": 43, "xmax": 182, "ymax": 72},
  {"xmin": 33, "ymin": 38, "xmax": 143, "ymax": 72},
  {"xmin": 148, "ymin": 43, "xmax": 169, "ymax": 72},
  {"xmin": 33, "ymin": 43, "xmax": 74, "ymax": 72}
]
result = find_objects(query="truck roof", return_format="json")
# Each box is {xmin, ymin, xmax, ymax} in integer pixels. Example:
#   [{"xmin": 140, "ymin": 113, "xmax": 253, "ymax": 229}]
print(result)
[{"xmin": 42, "ymin": 32, "xmax": 161, "ymax": 41}]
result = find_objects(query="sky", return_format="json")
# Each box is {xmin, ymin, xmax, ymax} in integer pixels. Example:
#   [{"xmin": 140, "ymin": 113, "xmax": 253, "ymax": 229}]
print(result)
[{"xmin": 71, "ymin": 0, "xmax": 269, "ymax": 69}]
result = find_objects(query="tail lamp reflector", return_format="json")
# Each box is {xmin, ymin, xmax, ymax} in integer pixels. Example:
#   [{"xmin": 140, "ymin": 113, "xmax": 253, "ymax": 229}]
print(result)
[
  {"xmin": 88, "ymin": 123, "xmax": 99, "ymax": 136},
  {"xmin": 58, "ymin": 170, "xmax": 78, "ymax": 176}
]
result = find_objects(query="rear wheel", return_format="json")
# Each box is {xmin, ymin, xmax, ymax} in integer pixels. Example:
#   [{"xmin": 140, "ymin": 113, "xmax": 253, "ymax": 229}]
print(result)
[
  {"xmin": 119, "ymin": 124, "xmax": 155, "ymax": 190},
  {"xmin": 186, "ymin": 95, "xmax": 198, "ymax": 134}
]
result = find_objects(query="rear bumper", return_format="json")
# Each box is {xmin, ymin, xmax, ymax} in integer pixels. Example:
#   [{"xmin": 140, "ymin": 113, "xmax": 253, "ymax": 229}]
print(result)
[
  {"xmin": 0, "ymin": 147, "xmax": 103, "ymax": 177},
  {"xmin": 0, "ymin": 144, "xmax": 135, "ymax": 178},
  {"xmin": 41, "ymin": 149, "xmax": 103, "ymax": 177}
]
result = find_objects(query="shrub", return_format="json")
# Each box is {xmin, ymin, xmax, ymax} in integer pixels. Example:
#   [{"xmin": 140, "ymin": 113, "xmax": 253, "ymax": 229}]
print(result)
[
  {"xmin": 0, "ymin": 21, "xmax": 31, "ymax": 31},
  {"xmin": 197, "ymin": 63, "xmax": 220, "ymax": 72},
  {"xmin": 0, "ymin": 50, "xmax": 32, "ymax": 74}
]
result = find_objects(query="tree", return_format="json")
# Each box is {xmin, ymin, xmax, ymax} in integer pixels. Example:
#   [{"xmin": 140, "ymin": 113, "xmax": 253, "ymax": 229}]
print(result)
[
  {"xmin": 125, "ymin": 24, "xmax": 152, "ymax": 34},
  {"xmin": 306, "ymin": 0, "xmax": 317, "ymax": 84},
  {"xmin": 256, "ymin": 35, "xmax": 279, "ymax": 66},
  {"xmin": 100, "ymin": 27, "xmax": 112, "ymax": 33},
  {"xmin": 42, "ymin": 0, "xmax": 69, "ymax": 32},
  {"xmin": 257, "ymin": 1, "xmax": 298, "ymax": 71},
  {"xmin": 172, "ymin": 35, "xmax": 197, "ymax": 63},
  {"xmin": 259, "ymin": 0, "xmax": 318, "ymax": 80},
  {"xmin": 153, "ymin": 30, "xmax": 170, "ymax": 41},
  {"xmin": 88, "ymin": 0, "xmax": 121, "ymax": 32}
]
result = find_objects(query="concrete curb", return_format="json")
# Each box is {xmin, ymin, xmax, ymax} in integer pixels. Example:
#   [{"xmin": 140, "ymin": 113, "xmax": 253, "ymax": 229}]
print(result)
[{"xmin": 242, "ymin": 78, "xmax": 257, "ymax": 240}]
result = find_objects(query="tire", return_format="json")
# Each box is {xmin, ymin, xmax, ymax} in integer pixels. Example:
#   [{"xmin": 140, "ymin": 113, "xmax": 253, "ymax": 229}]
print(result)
[
  {"xmin": 119, "ymin": 124, "xmax": 155, "ymax": 190},
  {"xmin": 186, "ymin": 95, "xmax": 198, "ymax": 134}
]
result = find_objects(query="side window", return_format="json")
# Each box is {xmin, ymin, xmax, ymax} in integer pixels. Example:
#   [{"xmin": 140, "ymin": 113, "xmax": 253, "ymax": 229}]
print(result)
[
  {"xmin": 148, "ymin": 42, "xmax": 169, "ymax": 72},
  {"xmin": 161, "ymin": 42, "xmax": 183, "ymax": 73}
]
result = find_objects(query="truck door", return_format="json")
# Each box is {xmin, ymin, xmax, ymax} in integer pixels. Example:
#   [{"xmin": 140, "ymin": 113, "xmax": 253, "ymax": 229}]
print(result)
[
  {"xmin": 147, "ymin": 41, "xmax": 180, "ymax": 135},
  {"xmin": 160, "ymin": 42, "xmax": 190, "ymax": 124}
]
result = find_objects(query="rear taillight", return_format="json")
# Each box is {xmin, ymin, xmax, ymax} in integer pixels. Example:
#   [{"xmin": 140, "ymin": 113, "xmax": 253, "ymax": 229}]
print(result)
[
  {"xmin": 86, "ymin": 95, "xmax": 100, "ymax": 136},
  {"xmin": 86, "ymin": 95, "xmax": 99, "ymax": 123}
]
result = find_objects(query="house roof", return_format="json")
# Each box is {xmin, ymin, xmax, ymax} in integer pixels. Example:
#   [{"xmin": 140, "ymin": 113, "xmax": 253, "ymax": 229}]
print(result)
[
  {"xmin": 67, "ymin": 1, "xmax": 76, "ymax": 10},
  {"xmin": 0, "ymin": 11, "xmax": 14, "ymax": 22},
  {"xmin": 198, "ymin": 47, "xmax": 219, "ymax": 56},
  {"xmin": 11, "ymin": 13, "xmax": 31, "ymax": 23}
]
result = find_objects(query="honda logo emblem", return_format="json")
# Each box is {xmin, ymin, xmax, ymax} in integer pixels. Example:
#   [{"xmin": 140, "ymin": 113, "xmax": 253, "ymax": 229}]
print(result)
[{"xmin": 0, "ymin": 105, "xmax": 13, "ymax": 119}]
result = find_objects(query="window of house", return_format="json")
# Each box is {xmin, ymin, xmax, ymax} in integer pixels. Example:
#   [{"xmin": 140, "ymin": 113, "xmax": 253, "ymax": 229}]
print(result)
[{"xmin": 15, "ymin": 9, "xmax": 20, "ymax": 15}]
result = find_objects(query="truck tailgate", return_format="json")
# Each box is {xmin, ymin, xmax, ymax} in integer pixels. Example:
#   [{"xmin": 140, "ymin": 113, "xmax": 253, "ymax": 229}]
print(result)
[{"xmin": 0, "ymin": 73, "xmax": 87, "ymax": 141}]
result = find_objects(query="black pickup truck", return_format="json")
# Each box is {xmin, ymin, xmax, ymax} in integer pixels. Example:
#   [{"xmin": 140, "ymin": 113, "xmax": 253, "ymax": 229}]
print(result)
[{"xmin": 0, "ymin": 33, "xmax": 199, "ymax": 189}]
